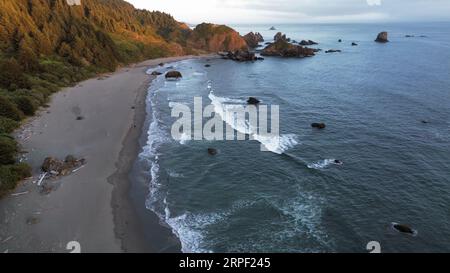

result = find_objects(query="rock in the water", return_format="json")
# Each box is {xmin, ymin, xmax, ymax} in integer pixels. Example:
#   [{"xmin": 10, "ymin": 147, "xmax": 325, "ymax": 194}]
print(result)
[
  {"xmin": 375, "ymin": 31, "xmax": 389, "ymax": 43},
  {"xmin": 247, "ymin": 97, "xmax": 260, "ymax": 105},
  {"xmin": 243, "ymin": 32, "xmax": 264, "ymax": 48},
  {"xmin": 269, "ymin": 26, "xmax": 276, "ymax": 30},
  {"xmin": 392, "ymin": 223, "xmax": 417, "ymax": 235},
  {"xmin": 158, "ymin": 63, "xmax": 164, "ymax": 67},
  {"xmin": 405, "ymin": 35, "xmax": 415, "ymax": 38},
  {"xmin": 208, "ymin": 148, "xmax": 218, "ymax": 156},
  {"xmin": 165, "ymin": 71, "xmax": 183, "ymax": 79},
  {"xmin": 205, "ymin": 64, "xmax": 211, "ymax": 67},
  {"xmin": 351, "ymin": 42, "xmax": 358, "ymax": 46},
  {"xmin": 299, "ymin": 40, "xmax": 318, "ymax": 46},
  {"xmin": 325, "ymin": 49, "xmax": 342, "ymax": 53},
  {"xmin": 223, "ymin": 50, "xmax": 261, "ymax": 62},
  {"xmin": 338, "ymin": 39, "xmax": 342, "ymax": 43},
  {"xmin": 151, "ymin": 71, "xmax": 162, "ymax": 76},
  {"xmin": 311, "ymin": 123, "xmax": 326, "ymax": 129},
  {"xmin": 261, "ymin": 39, "xmax": 315, "ymax": 58}
]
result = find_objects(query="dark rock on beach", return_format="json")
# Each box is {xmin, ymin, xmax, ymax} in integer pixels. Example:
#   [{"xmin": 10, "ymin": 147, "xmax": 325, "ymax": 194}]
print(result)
[
  {"xmin": 243, "ymin": 32, "xmax": 264, "ymax": 48},
  {"xmin": 311, "ymin": 123, "xmax": 326, "ymax": 129},
  {"xmin": 41, "ymin": 155, "xmax": 85, "ymax": 176},
  {"xmin": 165, "ymin": 70, "xmax": 183, "ymax": 79},
  {"xmin": 375, "ymin": 32, "xmax": 389, "ymax": 43},
  {"xmin": 247, "ymin": 97, "xmax": 260, "ymax": 105},
  {"xmin": 261, "ymin": 39, "xmax": 315, "ymax": 58}
]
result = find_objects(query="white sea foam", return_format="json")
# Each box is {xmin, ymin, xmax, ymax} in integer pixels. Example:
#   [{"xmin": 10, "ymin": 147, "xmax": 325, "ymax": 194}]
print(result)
[
  {"xmin": 164, "ymin": 200, "xmax": 254, "ymax": 253},
  {"xmin": 208, "ymin": 91, "xmax": 298, "ymax": 154},
  {"xmin": 179, "ymin": 132, "xmax": 191, "ymax": 145},
  {"xmin": 307, "ymin": 159, "xmax": 337, "ymax": 170}
]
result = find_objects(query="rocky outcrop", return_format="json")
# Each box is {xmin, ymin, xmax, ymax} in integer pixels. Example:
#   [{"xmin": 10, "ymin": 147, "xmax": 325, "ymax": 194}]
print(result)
[
  {"xmin": 261, "ymin": 39, "xmax": 315, "ymax": 58},
  {"xmin": 299, "ymin": 40, "xmax": 318, "ymax": 46},
  {"xmin": 243, "ymin": 32, "xmax": 264, "ymax": 48},
  {"xmin": 188, "ymin": 23, "xmax": 248, "ymax": 52},
  {"xmin": 375, "ymin": 32, "xmax": 389, "ymax": 43},
  {"xmin": 274, "ymin": 32, "xmax": 291, "ymax": 42},
  {"xmin": 165, "ymin": 71, "xmax": 183, "ymax": 79},
  {"xmin": 220, "ymin": 50, "xmax": 263, "ymax": 62},
  {"xmin": 269, "ymin": 26, "xmax": 276, "ymax": 30}
]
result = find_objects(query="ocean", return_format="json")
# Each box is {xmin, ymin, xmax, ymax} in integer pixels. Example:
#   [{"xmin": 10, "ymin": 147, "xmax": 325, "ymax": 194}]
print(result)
[{"xmin": 138, "ymin": 23, "xmax": 450, "ymax": 253}]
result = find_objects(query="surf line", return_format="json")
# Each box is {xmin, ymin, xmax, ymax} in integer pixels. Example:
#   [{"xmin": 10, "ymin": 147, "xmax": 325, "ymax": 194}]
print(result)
[{"xmin": 169, "ymin": 94, "xmax": 297, "ymax": 154}]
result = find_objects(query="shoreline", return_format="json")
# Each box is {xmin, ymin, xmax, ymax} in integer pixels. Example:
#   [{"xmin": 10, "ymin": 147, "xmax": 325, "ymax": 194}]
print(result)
[{"xmin": 0, "ymin": 54, "xmax": 212, "ymax": 253}]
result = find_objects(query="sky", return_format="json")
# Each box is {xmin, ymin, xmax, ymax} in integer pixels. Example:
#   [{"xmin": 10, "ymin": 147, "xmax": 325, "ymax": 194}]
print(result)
[{"xmin": 125, "ymin": 0, "xmax": 450, "ymax": 24}]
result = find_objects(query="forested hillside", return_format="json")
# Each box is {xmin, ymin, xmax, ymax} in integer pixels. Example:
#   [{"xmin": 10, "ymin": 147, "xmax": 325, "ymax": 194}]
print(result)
[{"xmin": 0, "ymin": 0, "xmax": 247, "ymax": 195}]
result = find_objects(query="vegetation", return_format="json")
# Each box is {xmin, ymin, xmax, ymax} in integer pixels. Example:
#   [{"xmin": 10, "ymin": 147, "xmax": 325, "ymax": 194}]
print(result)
[{"xmin": 0, "ymin": 0, "xmax": 247, "ymax": 194}]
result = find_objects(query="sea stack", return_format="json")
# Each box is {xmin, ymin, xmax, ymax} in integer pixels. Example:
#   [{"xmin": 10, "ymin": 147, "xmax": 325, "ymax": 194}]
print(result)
[
  {"xmin": 375, "ymin": 32, "xmax": 389, "ymax": 43},
  {"xmin": 243, "ymin": 32, "xmax": 264, "ymax": 48}
]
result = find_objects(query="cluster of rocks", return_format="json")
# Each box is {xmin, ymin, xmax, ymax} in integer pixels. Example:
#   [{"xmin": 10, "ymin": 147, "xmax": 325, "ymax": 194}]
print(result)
[
  {"xmin": 243, "ymin": 32, "xmax": 264, "ymax": 48},
  {"xmin": 41, "ymin": 155, "xmax": 85, "ymax": 177},
  {"xmin": 220, "ymin": 50, "xmax": 264, "ymax": 62},
  {"xmin": 261, "ymin": 38, "xmax": 315, "ymax": 58}
]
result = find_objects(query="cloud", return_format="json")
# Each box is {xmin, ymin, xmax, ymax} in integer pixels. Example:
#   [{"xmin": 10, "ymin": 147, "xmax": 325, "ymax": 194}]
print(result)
[
  {"xmin": 367, "ymin": 0, "xmax": 382, "ymax": 6},
  {"xmin": 125, "ymin": 0, "xmax": 450, "ymax": 24}
]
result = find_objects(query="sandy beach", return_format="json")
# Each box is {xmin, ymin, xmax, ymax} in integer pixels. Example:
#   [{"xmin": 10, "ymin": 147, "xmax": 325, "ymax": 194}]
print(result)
[{"xmin": 0, "ymin": 55, "xmax": 208, "ymax": 253}]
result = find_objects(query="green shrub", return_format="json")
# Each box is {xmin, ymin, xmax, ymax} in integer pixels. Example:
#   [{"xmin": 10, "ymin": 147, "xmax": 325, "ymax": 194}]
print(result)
[
  {"xmin": 0, "ymin": 95, "xmax": 23, "ymax": 121},
  {"xmin": 0, "ymin": 163, "xmax": 31, "ymax": 195},
  {"xmin": 14, "ymin": 96, "xmax": 38, "ymax": 116},
  {"xmin": 10, "ymin": 163, "xmax": 32, "ymax": 179},
  {"xmin": 0, "ymin": 135, "xmax": 17, "ymax": 165},
  {"xmin": 0, "ymin": 117, "xmax": 19, "ymax": 134}
]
